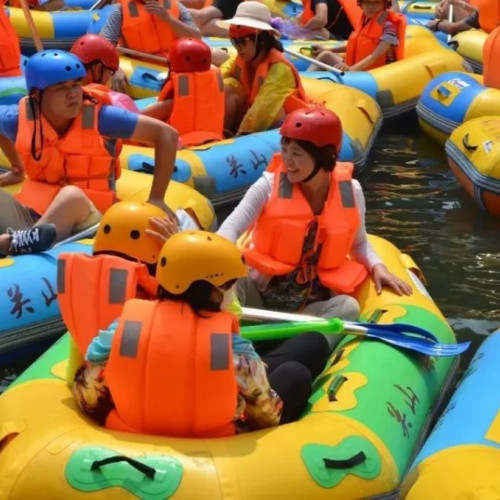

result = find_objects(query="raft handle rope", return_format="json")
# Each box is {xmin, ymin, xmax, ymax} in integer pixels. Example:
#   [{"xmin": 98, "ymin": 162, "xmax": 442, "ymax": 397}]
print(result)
[
  {"xmin": 323, "ymin": 451, "xmax": 366, "ymax": 469},
  {"xmin": 91, "ymin": 455, "xmax": 157, "ymax": 480},
  {"xmin": 462, "ymin": 133, "xmax": 478, "ymax": 152}
]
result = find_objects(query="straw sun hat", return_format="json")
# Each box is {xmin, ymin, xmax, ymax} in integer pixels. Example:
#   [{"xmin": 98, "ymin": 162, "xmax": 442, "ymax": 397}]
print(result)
[{"xmin": 216, "ymin": 1, "xmax": 280, "ymax": 35}]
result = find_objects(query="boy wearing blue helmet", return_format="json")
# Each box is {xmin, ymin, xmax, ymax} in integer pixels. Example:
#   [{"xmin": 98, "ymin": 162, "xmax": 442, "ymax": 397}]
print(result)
[{"xmin": 0, "ymin": 50, "xmax": 178, "ymax": 256}]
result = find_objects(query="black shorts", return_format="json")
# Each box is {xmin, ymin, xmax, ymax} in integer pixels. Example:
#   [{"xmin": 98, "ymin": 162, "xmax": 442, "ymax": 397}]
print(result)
[{"xmin": 212, "ymin": 0, "xmax": 241, "ymax": 19}]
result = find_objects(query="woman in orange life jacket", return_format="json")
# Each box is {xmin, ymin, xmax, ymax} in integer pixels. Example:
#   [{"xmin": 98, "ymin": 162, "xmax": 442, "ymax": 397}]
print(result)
[
  {"xmin": 0, "ymin": 50, "xmax": 178, "ymax": 256},
  {"xmin": 218, "ymin": 108, "xmax": 412, "ymax": 349},
  {"xmin": 72, "ymin": 230, "xmax": 330, "ymax": 433},
  {"xmin": 215, "ymin": 1, "xmax": 311, "ymax": 136},
  {"xmin": 307, "ymin": 0, "xmax": 404, "ymax": 72},
  {"xmin": 70, "ymin": 34, "xmax": 140, "ymax": 113}
]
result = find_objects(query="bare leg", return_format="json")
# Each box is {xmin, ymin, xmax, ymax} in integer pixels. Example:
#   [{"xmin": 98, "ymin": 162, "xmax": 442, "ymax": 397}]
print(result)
[
  {"xmin": 36, "ymin": 185, "xmax": 94, "ymax": 241},
  {"xmin": 307, "ymin": 50, "xmax": 343, "ymax": 71},
  {"xmin": 0, "ymin": 234, "xmax": 10, "ymax": 254},
  {"xmin": 224, "ymin": 85, "xmax": 246, "ymax": 136},
  {"xmin": 189, "ymin": 6, "xmax": 222, "ymax": 27},
  {"xmin": 141, "ymin": 99, "xmax": 173, "ymax": 121}
]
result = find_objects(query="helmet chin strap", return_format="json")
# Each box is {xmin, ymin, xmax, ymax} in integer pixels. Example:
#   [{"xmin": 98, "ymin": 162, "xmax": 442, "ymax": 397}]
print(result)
[
  {"xmin": 250, "ymin": 32, "xmax": 261, "ymax": 61},
  {"xmin": 301, "ymin": 163, "xmax": 322, "ymax": 183}
]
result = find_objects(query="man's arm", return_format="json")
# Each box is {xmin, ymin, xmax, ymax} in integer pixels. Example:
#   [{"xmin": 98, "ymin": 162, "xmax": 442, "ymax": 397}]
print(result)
[{"xmin": 0, "ymin": 105, "xmax": 24, "ymax": 186}]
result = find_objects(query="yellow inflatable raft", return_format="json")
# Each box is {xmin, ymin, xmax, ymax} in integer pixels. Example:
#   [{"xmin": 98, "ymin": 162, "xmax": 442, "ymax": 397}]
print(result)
[
  {"xmin": 0, "ymin": 236, "xmax": 458, "ymax": 499},
  {"xmin": 452, "ymin": 29, "xmax": 488, "ymax": 74}
]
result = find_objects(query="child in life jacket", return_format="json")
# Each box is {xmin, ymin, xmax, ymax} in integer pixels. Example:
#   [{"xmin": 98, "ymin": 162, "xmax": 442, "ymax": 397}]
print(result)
[
  {"xmin": 216, "ymin": 1, "xmax": 311, "ymax": 136},
  {"xmin": 73, "ymin": 230, "xmax": 330, "ymax": 434},
  {"xmin": 142, "ymin": 37, "xmax": 225, "ymax": 147},
  {"xmin": 70, "ymin": 34, "xmax": 139, "ymax": 113},
  {"xmin": 308, "ymin": 0, "xmax": 405, "ymax": 72}
]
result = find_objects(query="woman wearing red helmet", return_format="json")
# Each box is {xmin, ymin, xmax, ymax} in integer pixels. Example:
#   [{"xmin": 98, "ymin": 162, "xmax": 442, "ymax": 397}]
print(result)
[
  {"xmin": 218, "ymin": 108, "xmax": 412, "ymax": 348},
  {"xmin": 70, "ymin": 34, "xmax": 139, "ymax": 113}
]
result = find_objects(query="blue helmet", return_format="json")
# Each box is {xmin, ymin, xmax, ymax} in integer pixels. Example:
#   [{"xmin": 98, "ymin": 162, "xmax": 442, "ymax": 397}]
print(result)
[{"xmin": 25, "ymin": 50, "xmax": 86, "ymax": 92}]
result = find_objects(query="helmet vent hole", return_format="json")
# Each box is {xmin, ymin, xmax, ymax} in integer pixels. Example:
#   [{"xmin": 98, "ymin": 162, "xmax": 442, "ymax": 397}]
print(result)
[
  {"xmin": 130, "ymin": 230, "xmax": 140, "ymax": 240},
  {"xmin": 65, "ymin": 66, "xmax": 72, "ymax": 71},
  {"xmin": 207, "ymin": 236, "xmax": 212, "ymax": 241},
  {"xmin": 186, "ymin": 56, "xmax": 191, "ymax": 61},
  {"xmin": 160, "ymin": 257, "xmax": 167, "ymax": 267},
  {"xmin": 295, "ymin": 122, "xmax": 302, "ymax": 128},
  {"xmin": 103, "ymin": 224, "xmax": 111, "ymax": 234}
]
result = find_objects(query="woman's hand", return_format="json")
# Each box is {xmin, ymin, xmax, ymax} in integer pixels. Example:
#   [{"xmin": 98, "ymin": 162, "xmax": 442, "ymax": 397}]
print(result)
[
  {"xmin": 145, "ymin": 214, "xmax": 178, "ymax": 244},
  {"xmin": 110, "ymin": 69, "xmax": 128, "ymax": 93},
  {"xmin": 144, "ymin": 0, "xmax": 171, "ymax": 22},
  {"xmin": 335, "ymin": 61, "xmax": 351, "ymax": 72},
  {"xmin": 372, "ymin": 263, "xmax": 413, "ymax": 296},
  {"xmin": 0, "ymin": 169, "xmax": 24, "ymax": 186}
]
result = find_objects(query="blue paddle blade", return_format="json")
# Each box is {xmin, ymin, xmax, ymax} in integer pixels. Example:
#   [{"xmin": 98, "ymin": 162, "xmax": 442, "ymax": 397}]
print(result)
[
  {"xmin": 361, "ymin": 328, "xmax": 471, "ymax": 357},
  {"xmin": 353, "ymin": 321, "xmax": 440, "ymax": 342}
]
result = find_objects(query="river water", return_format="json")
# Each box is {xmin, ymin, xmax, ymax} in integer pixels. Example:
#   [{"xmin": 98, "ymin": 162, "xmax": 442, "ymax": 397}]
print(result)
[{"xmin": 1, "ymin": 115, "xmax": 499, "ymax": 393}]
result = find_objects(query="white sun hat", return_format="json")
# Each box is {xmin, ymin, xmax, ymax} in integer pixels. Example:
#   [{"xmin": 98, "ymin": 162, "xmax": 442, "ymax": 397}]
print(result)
[{"xmin": 216, "ymin": 1, "xmax": 280, "ymax": 36}]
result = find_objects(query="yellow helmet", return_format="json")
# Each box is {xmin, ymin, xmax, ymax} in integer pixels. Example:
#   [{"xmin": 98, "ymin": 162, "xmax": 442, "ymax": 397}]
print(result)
[
  {"xmin": 156, "ymin": 230, "xmax": 248, "ymax": 294},
  {"xmin": 93, "ymin": 201, "xmax": 168, "ymax": 264}
]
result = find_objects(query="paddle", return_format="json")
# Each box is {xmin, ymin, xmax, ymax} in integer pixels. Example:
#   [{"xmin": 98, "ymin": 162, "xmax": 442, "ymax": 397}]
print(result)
[
  {"xmin": 241, "ymin": 307, "xmax": 470, "ymax": 357},
  {"xmin": 117, "ymin": 47, "xmax": 168, "ymax": 65},
  {"xmin": 18, "ymin": 0, "xmax": 44, "ymax": 52},
  {"xmin": 283, "ymin": 47, "xmax": 345, "ymax": 76},
  {"xmin": 447, "ymin": 4, "xmax": 454, "ymax": 44}
]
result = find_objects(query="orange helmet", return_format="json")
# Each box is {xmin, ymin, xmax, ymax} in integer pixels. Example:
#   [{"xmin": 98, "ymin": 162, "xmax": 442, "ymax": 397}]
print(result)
[
  {"xmin": 168, "ymin": 38, "xmax": 212, "ymax": 73},
  {"xmin": 70, "ymin": 34, "xmax": 119, "ymax": 72},
  {"xmin": 93, "ymin": 202, "xmax": 168, "ymax": 264},
  {"xmin": 156, "ymin": 231, "xmax": 248, "ymax": 294}
]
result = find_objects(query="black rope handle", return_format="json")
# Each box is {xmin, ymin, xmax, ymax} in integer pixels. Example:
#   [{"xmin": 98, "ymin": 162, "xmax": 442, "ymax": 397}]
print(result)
[
  {"xmin": 323, "ymin": 451, "xmax": 366, "ymax": 469},
  {"xmin": 462, "ymin": 133, "xmax": 478, "ymax": 152},
  {"xmin": 91, "ymin": 455, "xmax": 157, "ymax": 480}
]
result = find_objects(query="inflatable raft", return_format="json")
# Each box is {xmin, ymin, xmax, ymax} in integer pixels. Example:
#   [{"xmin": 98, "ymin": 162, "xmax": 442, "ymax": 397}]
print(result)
[
  {"xmin": 452, "ymin": 29, "xmax": 488, "ymax": 74},
  {"xmin": 401, "ymin": 329, "xmax": 500, "ymax": 499},
  {"xmin": 0, "ymin": 235, "xmax": 459, "ymax": 499},
  {"xmin": 0, "ymin": 170, "xmax": 215, "ymax": 362},
  {"xmin": 417, "ymin": 27, "xmax": 500, "ymax": 143},
  {"xmin": 127, "ymin": 77, "xmax": 382, "ymax": 206},
  {"xmin": 445, "ymin": 115, "xmax": 500, "ymax": 216}
]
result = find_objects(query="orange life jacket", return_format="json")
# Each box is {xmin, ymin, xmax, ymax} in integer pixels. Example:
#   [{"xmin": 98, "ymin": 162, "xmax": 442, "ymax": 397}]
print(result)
[
  {"xmin": 14, "ymin": 93, "xmax": 120, "ymax": 216},
  {"xmin": 243, "ymin": 154, "xmax": 368, "ymax": 294},
  {"xmin": 105, "ymin": 298, "xmax": 238, "ymax": 437},
  {"xmin": 345, "ymin": 9, "xmax": 406, "ymax": 70},
  {"xmin": 484, "ymin": 26, "xmax": 500, "ymax": 89},
  {"xmin": 0, "ymin": 4, "xmax": 22, "ymax": 77},
  {"xmin": 233, "ymin": 48, "xmax": 310, "ymax": 112},
  {"xmin": 157, "ymin": 68, "xmax": 225, "ymax": 147},
  {"xmin": 301, "ymin": 0, "xmax": 361, "ymax": 30},
  {"xmin": 471, "ymin": 0, "xmax": 500, "ymax": 33},
  {"xmin": 119, "ymin": 0, "xmax": 180, "ymax": 58},
  {"xmin": 58, "ymin": 253, "xmax": 158, "ymax": 357}
]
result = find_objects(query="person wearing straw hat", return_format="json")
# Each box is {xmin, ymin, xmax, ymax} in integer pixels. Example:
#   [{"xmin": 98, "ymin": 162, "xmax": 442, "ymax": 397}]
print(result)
[{"xmin": 217, "ymin": 1, "xmax": 311, "ymax": 136}]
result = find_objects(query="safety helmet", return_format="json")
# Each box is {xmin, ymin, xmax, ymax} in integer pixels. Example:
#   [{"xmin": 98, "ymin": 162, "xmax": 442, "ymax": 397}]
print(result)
[
  {"xmin": 168, "ymin": 38, "xmax": 212, "ymax": 73},
  {"xmin": 70, "ymin": 34, "xmax": 120, "ymax": 72},
  {"xmin": 280, "ymin": 108, "xmax": 343, "ymax": 151},
  {"xmin": 25, "ymin": 50, "xmax": 86, "ymax": 93},
  {"xmin": 93, "ymin": 201, "xmax": 168, "ymax": 264},
  {"xmin": 156, "ymin": 231, "xmax": 248, "ymax": 294}
]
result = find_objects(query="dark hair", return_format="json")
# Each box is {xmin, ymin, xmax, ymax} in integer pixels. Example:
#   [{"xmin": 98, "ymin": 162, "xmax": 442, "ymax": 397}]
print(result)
[
  {"xmin": 256, "ymin": 31, "xmax": 284, "ymax": 56},
  {"xmin": 157, "ymin": 280, "xmax": 222, "ymax": 317},
  {"xmin": 356, "ymin": 0, "xmax": 391, "ymax": 7},
  {"xmin": 280, "ymin": 136, "xmax": 338, "ymax": 172}
]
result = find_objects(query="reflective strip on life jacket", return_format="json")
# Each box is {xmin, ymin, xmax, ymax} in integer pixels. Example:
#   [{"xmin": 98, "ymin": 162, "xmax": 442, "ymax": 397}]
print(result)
[
  {"xmin": 243, "ymin": 153, "xmax": 368, "ymax": 294},
  {"xmin": 14, "ymin": 93, "xmax": 117, "ymax": 215},
  {"xmin": 345, "ymin": 9, "xmax": 406, "ymax": 70},
  {"xmin": 105, "ymin": 299, "xmax": 237, "ymax": 437},
  {"xmin": 164, "ymin": 69, "xmax": 225, "ymax": 147},
  {"xmin": 120, "ymin": 0, "xmax": 180, "ymax": 57},
  {"xmin": 58, "ymin": 253, "xmax": 157, "ymax": 356}
]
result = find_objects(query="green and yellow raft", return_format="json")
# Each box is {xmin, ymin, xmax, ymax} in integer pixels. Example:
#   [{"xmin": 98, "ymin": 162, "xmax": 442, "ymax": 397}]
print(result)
[{"xmin": 0, "ymin": 236, "xmax": 458, "ymax": 499}]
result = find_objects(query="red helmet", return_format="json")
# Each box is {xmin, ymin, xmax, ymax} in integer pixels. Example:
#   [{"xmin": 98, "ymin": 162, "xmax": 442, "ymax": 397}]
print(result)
[
  {"xmin": 280, "ymin": 108, "xmax": 343, "ymax": 151},
  {"xmin": 168, "ymin": 38, "xmax": 211, "ymax": 73},
  {"xmin": 70, "ymin": 34, "xmax": 119, "ymax": 72}
]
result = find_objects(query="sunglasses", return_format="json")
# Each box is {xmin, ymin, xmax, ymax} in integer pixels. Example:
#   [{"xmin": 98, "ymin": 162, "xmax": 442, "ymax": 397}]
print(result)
[{"xmin": 230, "ymin": 36, "xmax": 253, "ymax": 48}]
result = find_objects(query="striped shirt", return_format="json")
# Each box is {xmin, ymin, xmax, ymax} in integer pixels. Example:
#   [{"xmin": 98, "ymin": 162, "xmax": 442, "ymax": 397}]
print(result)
[{"xmin": 101, "ymin": 2, "xmax": 197, "ymax": 45}]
